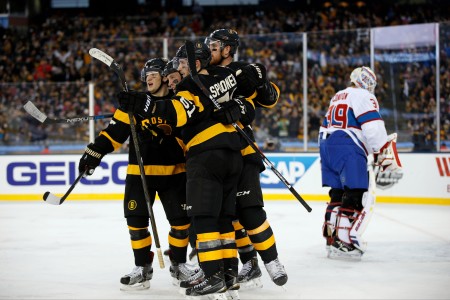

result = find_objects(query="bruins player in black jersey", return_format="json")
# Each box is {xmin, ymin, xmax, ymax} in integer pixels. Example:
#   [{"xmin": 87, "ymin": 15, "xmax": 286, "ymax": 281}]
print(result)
[
  {"xmin": 205, "ymin": 28, "xmax": 288, "ymax": 287},
  {"xmin": 78, "ymin": 58, "xmax": 197, "ymax": 290},
  {"xmin": 117, "ymin": 41, "xmax": 255, "ymax": 298}
]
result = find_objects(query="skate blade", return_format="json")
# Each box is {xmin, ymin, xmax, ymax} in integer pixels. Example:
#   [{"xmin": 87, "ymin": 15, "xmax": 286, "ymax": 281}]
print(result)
[
  {"xmin": 225, "ymin": 290, "xmax": 240, "ymax": 300},
  {"xmin": 185, "ymin": 292, "xmax": 227, "ymax": 300},
  {"xmin": 327, "ymin": 248, "xmax": 362, "ymax": 261},
  {"xmin": 120, "ymin": 280, "xmax": 150, "ymax": 291},
  {"xmin": 238, "ymin": 278, "xmax": 263, "ymax": 290},
  {"xmin": 208, "ymin": 292, "xmax": 228, "ymax": 300}
]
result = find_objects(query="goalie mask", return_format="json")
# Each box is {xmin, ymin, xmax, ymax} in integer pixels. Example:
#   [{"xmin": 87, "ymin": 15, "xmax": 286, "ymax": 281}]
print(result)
[
  {"xmin": 205, "ymin": 28, "xmax": 240, "ymax": 55},
  {"xmin": 140, "ymin": 58, "xmax": 168, "ymax": 82},
  {"xmin": 350, "ymin": 66, "xmax": 377, "ymax": 94}
]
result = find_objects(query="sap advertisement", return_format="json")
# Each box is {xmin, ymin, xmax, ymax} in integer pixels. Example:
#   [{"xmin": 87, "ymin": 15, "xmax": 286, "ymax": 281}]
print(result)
[{"xmin": 0, "ymin": 153, "xmax": 449, "ymax": 204}]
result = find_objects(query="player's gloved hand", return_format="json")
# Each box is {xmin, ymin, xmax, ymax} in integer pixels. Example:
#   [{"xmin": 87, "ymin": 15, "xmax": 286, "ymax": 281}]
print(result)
[
  {"xmin": 117, "ymin": 91, "xmax": 152, "ymax": 116},
  {"xmin": 78, "ymin": 143, "xmax": 104, "ymax": 176},
  {"xmin": 212, "ymin": 99, "xmax": 243, "ymax": 124},
  {"xmin": 374, "ymin": 133, "xmax": 402, "ymax": 172},
  {"xmin": 236, "ymin": 63, "xmax": 267, "ymax": 97}
]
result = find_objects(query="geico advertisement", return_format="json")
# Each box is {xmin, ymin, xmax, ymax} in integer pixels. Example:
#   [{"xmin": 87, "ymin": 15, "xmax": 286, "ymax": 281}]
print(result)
[
  {"xmin": 0, "ymin": 153, "xmax": 449, "ymax": 204},
  {"xmin": 0, "ymin": 155, "xmax": 128, "ymax": 198}
]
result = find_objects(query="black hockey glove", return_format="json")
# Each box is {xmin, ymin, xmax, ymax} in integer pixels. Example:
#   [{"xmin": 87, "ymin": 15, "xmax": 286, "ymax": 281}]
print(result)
[
  {"xmin": 78, "ymin": 143, "xmax": 105, "ymax": 176},
  {"xmin": 213, "ymin": 99, "xmax": 242, "ymax": 124},
  {"xmin": 117, "ymin": 91, "xmax": 153, "ymax": 117},
  {"xmin": 236, "ymin": 63, "xmax": 267, "ymax": 97}
]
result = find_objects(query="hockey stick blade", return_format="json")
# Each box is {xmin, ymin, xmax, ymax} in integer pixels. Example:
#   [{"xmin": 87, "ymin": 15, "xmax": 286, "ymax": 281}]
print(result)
[
  {"xmin": 43, "ymin": 171, "xmax": 85, "ymax": 205},
  {"xmin": 89, "ymin": 48, "xmax": 114, "ymax": 67},
  {"xmin": 185, "ymin": 40, "xmax": 311, "ymax": 212},
  {"xmin": 23, "ymin": 100, "xmax": 48, "ymax": 123},
  {"xmin": 24, "ymin": 100, "xmax": 113, "ymax": 124},
  {"xmin": 89, "ymin": 48, "xmax": 128, "ymax": 91}
]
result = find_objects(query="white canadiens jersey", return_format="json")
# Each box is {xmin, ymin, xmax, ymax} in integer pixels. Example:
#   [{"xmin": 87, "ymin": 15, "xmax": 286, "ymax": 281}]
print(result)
[{"xmin": 320, "ymin": 87, "xmax": 388, "ymax": 155}]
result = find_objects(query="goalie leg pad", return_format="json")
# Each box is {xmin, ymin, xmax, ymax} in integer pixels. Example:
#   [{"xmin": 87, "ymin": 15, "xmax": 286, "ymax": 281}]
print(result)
[
  {"xmin": 349, "ymin": 191, "xmax": 375, "ymax": 251},
  {"xmin": 335, "ymin": 188, "xmax": 366, "ymax": 247},
  {"xmin": 323, "ymin": 188, "xmax": 344, "ymax": 247}
]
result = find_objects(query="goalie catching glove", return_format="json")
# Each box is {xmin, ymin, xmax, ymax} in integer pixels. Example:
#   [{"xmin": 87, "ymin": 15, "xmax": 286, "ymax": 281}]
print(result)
[
  {"xmin": 78, "ymin": 143, "xmax": 105, "ymax": 176},
  {"xmin": 117, "ymin": 91, "xmax": 153, "ymax": 117},
  {"xmin": 374, "ymin": 133, "xmax": 402, "ymax": 172}
]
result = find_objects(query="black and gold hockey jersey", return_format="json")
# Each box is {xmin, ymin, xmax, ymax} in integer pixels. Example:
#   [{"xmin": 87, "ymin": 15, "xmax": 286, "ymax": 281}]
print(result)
[
  {"xmin": 150, "ymin": 65, "xmax": 241, "ymax": 159},
  {"xmin": 225, "ymin": 61, "xmax": 281, "ymax": 170},
  {"xmin": 91, "ymin": 92, "xmax": 186, "ymax": 188}
]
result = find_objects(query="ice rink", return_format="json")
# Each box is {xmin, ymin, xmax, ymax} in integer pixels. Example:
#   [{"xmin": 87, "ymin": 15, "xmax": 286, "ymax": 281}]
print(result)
[{"xmin": 0, "ymin": 199, "xmax": 449, "ymax": 299}]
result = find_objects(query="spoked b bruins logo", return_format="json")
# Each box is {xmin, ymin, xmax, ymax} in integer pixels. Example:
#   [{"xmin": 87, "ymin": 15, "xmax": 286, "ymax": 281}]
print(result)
[{"xmin": 128, "ymin": 200, "xmax": 137, "ymax": 210}]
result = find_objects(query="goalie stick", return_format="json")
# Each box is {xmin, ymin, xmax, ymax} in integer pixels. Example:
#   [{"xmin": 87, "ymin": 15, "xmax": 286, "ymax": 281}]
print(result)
[
  {"xmin": 89, "ymin": 47, "xmax": 165, "ymax": 269},
  {"xmin": 23, "ymin": 100, "xmax": 113, "ymax": 124},
  {"xmin": 43, "ymin": 170, "xmax": 86, "ymax": 205},
  {"xmin": 184, "ymin": 40, "xmax": 312, "ymax": 212}
]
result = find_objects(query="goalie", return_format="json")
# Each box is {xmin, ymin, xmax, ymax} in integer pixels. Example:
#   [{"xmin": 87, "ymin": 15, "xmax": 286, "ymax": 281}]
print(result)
[{"xmin": 318, "ymin": 66, "xmax": 402, "ymax": 260}]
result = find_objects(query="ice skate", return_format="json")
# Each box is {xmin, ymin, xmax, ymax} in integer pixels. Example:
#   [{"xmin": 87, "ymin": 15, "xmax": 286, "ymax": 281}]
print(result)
[
  {"xmin": 179, "ymin": 266, "xmax": 205, "ymax": 295},
  {"xmin": 328, "ymin": 236, "xmax": 363, "ymax": 261},
  {"xmin": 185, "ymin": 271, "xmax": 227, "ymax": 300},
  {"xmin": 237, "ymin": 257, "xmax": 262, "ymax": 290},
  {"xmin": 170, "ymin": 262, "xmax": 201, "ymax": 286},
  {"xmin": 264, "ymin": 258, "xmax": 288, "ymax": 286},
  {"xmin": 224, "ymin": 267, "xmax": 240, "ymax": 300},
  {"xmin": 119, "ymin": 264, "xmax": 153, "ymax": 291}
]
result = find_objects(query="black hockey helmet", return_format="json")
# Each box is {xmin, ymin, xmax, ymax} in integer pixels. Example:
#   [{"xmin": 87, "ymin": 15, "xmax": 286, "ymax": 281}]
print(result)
[
  {"xmin": 205, "ymin": 29, "xmax": 240, "ymax": 55},
  {"xmin": 175, "ymin": 41, "xmax": 211, "ymax": 69},
  {"xmin": 162, "ymin": 59, "xmax": 178, "ymax": 77},
  {"xmin": 140, "ymin": 57, "xmax": 168, "ymax": 82}
]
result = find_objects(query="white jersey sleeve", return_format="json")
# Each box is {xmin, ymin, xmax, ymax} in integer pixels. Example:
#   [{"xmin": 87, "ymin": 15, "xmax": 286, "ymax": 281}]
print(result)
[{"xmin": 351, "ymin": 89, "xmax": 388, "ymax": 153}]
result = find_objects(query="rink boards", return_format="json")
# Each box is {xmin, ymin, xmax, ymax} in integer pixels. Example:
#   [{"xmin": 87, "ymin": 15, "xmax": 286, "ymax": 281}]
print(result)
[{"xmin": 0, "ymin": 153, "xmax": 448, "ymax": 205}]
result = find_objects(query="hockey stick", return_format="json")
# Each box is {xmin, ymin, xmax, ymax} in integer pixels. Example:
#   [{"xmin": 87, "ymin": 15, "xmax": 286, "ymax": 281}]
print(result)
[
  {"xmin": 185, "ymin": 40, "xmax": 312, "ymax": 212},
  {"xmin": 89, "ymin": 47, "xmax": 165, "ymax": 269},
  {"xmin": 23, "ymin": 100, "xmax": 113, "ymax": 124},
  {"xmin": 43, "ymin": 170, "xmax": 86, "ymax": 205}
]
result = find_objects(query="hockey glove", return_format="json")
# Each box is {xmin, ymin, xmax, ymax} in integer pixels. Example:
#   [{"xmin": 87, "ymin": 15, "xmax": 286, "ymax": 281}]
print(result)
[
  {"xmin": 78, "ymin": 143, "xmax": 105, "ymax": 176},
  {"xmin": 374, "ymin": 133, "xmax": 402, "ymax": 172},
  {"xmin": 117, "ymin": 91, "xmax": 153, "ymax": 117},
  {"xmin": 213, "ymin": 99, "xmax": 242, "ymax": 124},
  {"xmin": 236, "ymin": 63, "xmax": 267, "ymax": 97}
]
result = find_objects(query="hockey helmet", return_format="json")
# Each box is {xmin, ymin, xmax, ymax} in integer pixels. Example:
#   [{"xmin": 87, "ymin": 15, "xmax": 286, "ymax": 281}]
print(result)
[
  {"xmin": 350, "ymin": 66, "xmax": 377, "ymax": 94},
  {"xmin": 162, "ymin": 59, "xmax": 179, "ymax": 77},
  {"xmin": 140, "ymin": 58, "xmax": 168, "ymax": 82},
  {"xmin": 174, "ymin": 41, "xmax": 211, "ymax": 69},
  {"xmin": 205, "ymin": 29, "xmax": 240, "ymax": 55}
]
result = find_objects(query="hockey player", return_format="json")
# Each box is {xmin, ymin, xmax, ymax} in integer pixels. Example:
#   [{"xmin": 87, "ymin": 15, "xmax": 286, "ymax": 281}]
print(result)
[
  {"xmin": 205, "ymin": 28, "xmax": 288, "ymax": 287},
  {"xmin": 162, "ymin": 59, "xmax": 182, "ymax": 91},
  {"xmin": 117, "ymin": 41, "xmax": 250, "ymax": 298},
  {"xmin": 162, "ymin": 58, "xmax": 199, "ymax": 263},
  {"xmin": 319, "ymin": 66, "xmax": 402, "ymax": 260},
  {"xmin": 78, "ymin": 58, "xmax": 197, "ymax": 290}
]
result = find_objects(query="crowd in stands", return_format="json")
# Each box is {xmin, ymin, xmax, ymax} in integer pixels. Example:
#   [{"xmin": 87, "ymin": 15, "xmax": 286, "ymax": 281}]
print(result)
[{"xmin": 0, "ymin": 2, "xmax": 449, "ymax": 151}]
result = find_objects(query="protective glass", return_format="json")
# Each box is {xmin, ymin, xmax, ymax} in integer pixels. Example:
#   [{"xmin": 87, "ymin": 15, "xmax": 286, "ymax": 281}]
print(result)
[
  {"xmin": 140, "ymin": 68, "xmax": 161, "ymax": 82},
  {"xmin": 173, "ymin": 57, "xmax": 188, "ymax": 69}
]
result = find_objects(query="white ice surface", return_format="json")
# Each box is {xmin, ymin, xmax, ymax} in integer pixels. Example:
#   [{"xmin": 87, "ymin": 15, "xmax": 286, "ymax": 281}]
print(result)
[{"xmin": 0, "ymin": 200, "xmax": 449, "ymax": 299}]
